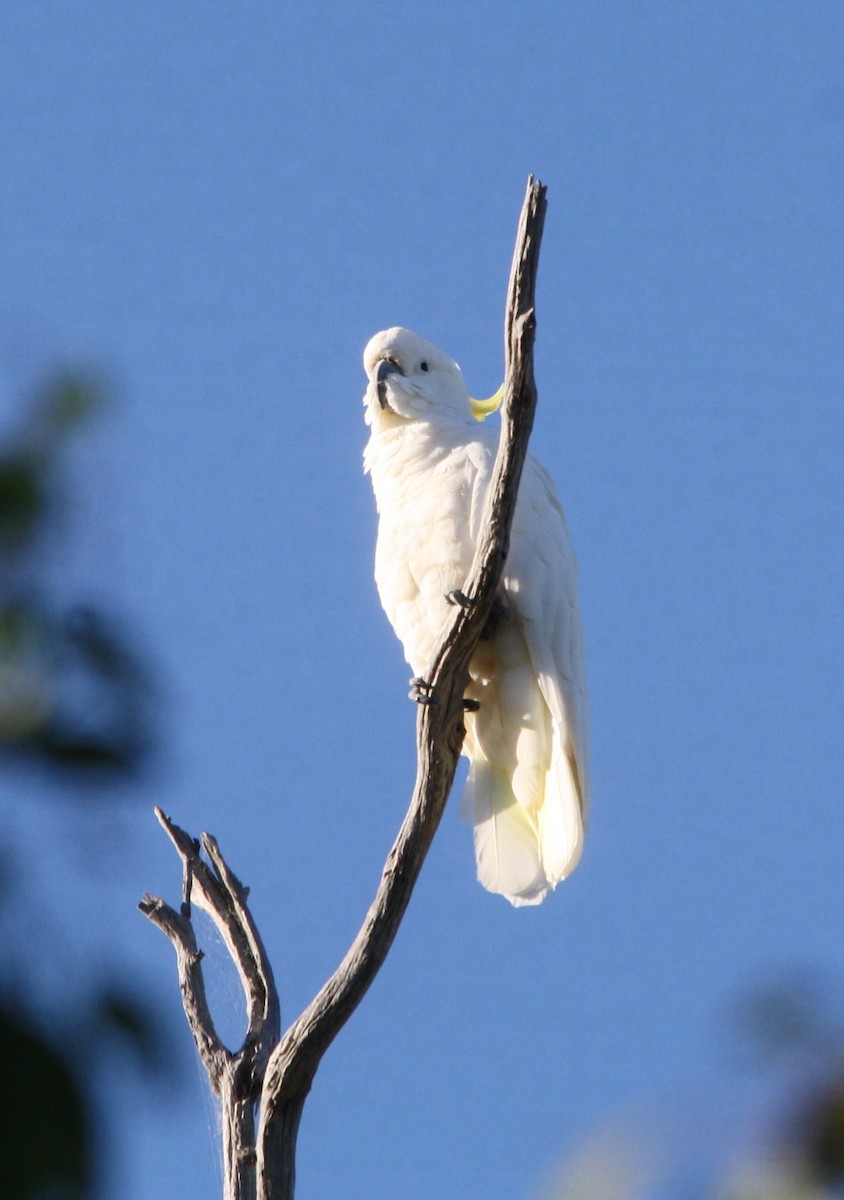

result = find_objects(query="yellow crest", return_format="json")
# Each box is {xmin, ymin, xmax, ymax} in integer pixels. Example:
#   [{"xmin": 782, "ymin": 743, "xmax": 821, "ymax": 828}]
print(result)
[{"xmin": 469, "ymin": 383, "xmax": 505, "ymax": 421}]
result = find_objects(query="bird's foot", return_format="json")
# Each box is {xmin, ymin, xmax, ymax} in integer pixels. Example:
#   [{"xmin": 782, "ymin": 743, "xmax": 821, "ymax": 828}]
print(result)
[
  {"xmin": 445, "ymin": 589, "xmax": 473, "ymax": 609},
  {"xmin": 408, "ymin": 677, "xmax": 439, "ymax": 706}
]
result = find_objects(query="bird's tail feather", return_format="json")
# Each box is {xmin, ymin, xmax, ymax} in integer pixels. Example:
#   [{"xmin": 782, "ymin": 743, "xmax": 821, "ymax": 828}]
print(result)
[
  {"xmin": 538, "ymin": 745, "xmax": 584, "ymax": 882},
  {"xmin": 462, "ymin": 749, "xmax": 583, "ymax": 907}
]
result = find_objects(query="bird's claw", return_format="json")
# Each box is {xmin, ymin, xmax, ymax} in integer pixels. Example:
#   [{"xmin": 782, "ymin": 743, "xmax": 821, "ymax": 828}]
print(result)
[
  {"xmin": 409, "ymin": 677, "xmax": 439, "ymax": 705},
  {"xmin": 446, "ymin": 589, "xmax": 473, "ymax": 609}
]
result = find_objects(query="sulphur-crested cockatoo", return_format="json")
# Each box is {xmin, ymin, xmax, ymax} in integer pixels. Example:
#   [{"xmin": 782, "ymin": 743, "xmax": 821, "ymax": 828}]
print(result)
[{"xmin": 362, "ymin": 327, "xmax": 588, "ymax": 906}]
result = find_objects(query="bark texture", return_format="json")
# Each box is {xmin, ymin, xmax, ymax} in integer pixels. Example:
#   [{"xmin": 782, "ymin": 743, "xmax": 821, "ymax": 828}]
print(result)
[{"xmin": 141, "ymin": 176, "xmax": 548, "ymax": 1200}]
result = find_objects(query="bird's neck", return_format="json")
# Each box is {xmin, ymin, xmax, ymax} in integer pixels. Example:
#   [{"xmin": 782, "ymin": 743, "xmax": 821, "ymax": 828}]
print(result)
[{"xmin": 365, "ymin": 408, "xmax": 472, "ymax": 468}]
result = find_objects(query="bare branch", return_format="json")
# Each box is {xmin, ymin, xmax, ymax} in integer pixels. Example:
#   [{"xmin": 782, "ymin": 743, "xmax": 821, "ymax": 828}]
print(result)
[
  {"xmin": 138, "ymin": 891, "xmax": 228, "ymax": 1082},
  {"xmin": 141, "ymin": 178, "xmax": 548, "ymax": 1200},
  {"xmin": 147, "ymin": 808, "xmax": 281, "ymax": 1082},
  {"xmin": 200, "ymin": 830, "xmax": 281, "ymax": 1076},
  {"xmin": 140, "ymin": 808, "xmax": 281, "ymax": 1200},
  {"xmin": 255, "ymin": 176, "xmax": 548, "ymax": 1200}
]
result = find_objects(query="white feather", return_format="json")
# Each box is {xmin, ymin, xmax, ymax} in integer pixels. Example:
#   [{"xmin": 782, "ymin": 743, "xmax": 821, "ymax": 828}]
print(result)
[{"xmin": 363, "ymin": 328, "xmax": 589, "ymax": 906}]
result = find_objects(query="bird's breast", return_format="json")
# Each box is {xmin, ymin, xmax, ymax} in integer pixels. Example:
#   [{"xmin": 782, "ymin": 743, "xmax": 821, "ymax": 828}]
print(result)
[{"xmin": 367, "ymin": 426, "xmax": 484, "ymax": 674}]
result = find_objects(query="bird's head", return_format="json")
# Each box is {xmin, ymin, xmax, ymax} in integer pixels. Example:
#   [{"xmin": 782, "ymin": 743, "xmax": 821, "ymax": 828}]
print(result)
[{"xmin": 362, "ymin": 327, "xmax": 503, "ymax": 427}]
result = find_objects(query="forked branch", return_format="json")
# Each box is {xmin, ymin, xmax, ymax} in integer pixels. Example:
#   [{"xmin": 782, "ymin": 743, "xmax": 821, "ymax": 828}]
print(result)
[
  {"xmin": 140, "ymin": 808, "xmax": 280, "ymax": 1200},
  {"xmin": 141, "ymin": 176, "xmax": 548, "ymax": 1200}
]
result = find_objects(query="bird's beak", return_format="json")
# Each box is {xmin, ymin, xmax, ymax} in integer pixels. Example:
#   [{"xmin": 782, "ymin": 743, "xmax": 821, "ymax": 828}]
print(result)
[{"xmin": 375, "ymin": 357, "xmax": 404, "ymax": 410}]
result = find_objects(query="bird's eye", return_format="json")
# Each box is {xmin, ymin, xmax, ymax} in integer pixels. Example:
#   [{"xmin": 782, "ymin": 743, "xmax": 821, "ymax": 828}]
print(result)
[{"xmin": 420, "ymin": 361, "xmax": 429, "ymax": 372}]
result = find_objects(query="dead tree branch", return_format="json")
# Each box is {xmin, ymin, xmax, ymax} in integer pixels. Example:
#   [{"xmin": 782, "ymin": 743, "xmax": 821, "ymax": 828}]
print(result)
[
  {"xmin": 140, "ymin": 175, "xmax": 548, "ymax": 1200},
  {"xmin": 140, "ymin": 808, "xmax": 280, "ymax": 1200},
  {"xmin": 256, "ymin": 175, "xmax": 547, "ymax": 1199}
]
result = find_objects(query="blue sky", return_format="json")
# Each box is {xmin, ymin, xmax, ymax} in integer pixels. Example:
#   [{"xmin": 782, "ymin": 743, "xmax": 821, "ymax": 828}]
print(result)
[{"xmin": 1, "ymin": 3, "xmax": 842, "ymax": 1198}]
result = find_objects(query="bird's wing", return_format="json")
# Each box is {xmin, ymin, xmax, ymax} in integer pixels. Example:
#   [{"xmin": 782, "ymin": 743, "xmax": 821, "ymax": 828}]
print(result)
[
  {"xmin": 466, "ymin": 430, "xmax": 496, "ymax": 543},
  {"xmin": 502, "ymin": 456, "xmax": 590, "ymax": 812}
]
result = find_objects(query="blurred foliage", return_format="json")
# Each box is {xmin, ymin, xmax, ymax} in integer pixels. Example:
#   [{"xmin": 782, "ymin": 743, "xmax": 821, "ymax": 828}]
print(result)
[
  {"xmin": 0, "ymin": 1008, "xmax": 90, "ymax": 1199},
  {"xmin": 733, "ymin": 976, "xmax": 836, "ymax": 1064},
  {"xmin": 0, "ymin": 372, "xmax": 104, "ymax": 549},
  {"xmin": 0, "ymin": 372, "xmax": 154, "ymax": 780},
  {"xmin": 0, "ymin": 599, "xmax": 154, "ymax": 777},
  {"xmin": 0, "ymin": 982, "xmax": 173, "ymax": 1200},
  {"xmin": 730, "ymin": 977, "xmax": 844, "ymax": 1193},
  {"xmin": 0, "ymin": 369, "xmax": 169, "ymax": 1199},
  {"xmin": 543, "ymin": 976, "xmax": 844, "ymax": 1200}
]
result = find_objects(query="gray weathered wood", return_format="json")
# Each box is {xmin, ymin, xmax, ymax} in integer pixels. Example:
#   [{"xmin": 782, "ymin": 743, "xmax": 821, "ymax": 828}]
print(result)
[
  {"xmin": 140, "ymin": 808, "xmax": 280, "ymax": 1200},
  {"xmin": 256, "ymin": 176, "xmax": 547, "ymax": 1199},
  {"xmin": 140, "ymin": 175, "xmax": 548, "ymax": 1200}
]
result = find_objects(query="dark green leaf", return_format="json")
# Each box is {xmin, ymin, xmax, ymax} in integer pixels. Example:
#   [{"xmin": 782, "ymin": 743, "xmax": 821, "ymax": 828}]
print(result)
[
  {"xmin": 0, "ymin": 456, "xmax": 44, "ymax": 542},
  {"xmin": 93, "ymin": 987, "xmax": 171, "ymax": 1078},
  {"xmin": 41, "ymin": 374, "xmax": 104, "ymax": 432},
  {"xmin": 0, "ymin": 1008, "xmax": 91, "ymax": 1199}
]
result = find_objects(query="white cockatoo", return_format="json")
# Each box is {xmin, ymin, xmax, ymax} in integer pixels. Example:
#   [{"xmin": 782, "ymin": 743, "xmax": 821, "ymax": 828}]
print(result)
[{"xmin": 362, "ymin": 327, "xmax": 588, "ymax": 906}]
